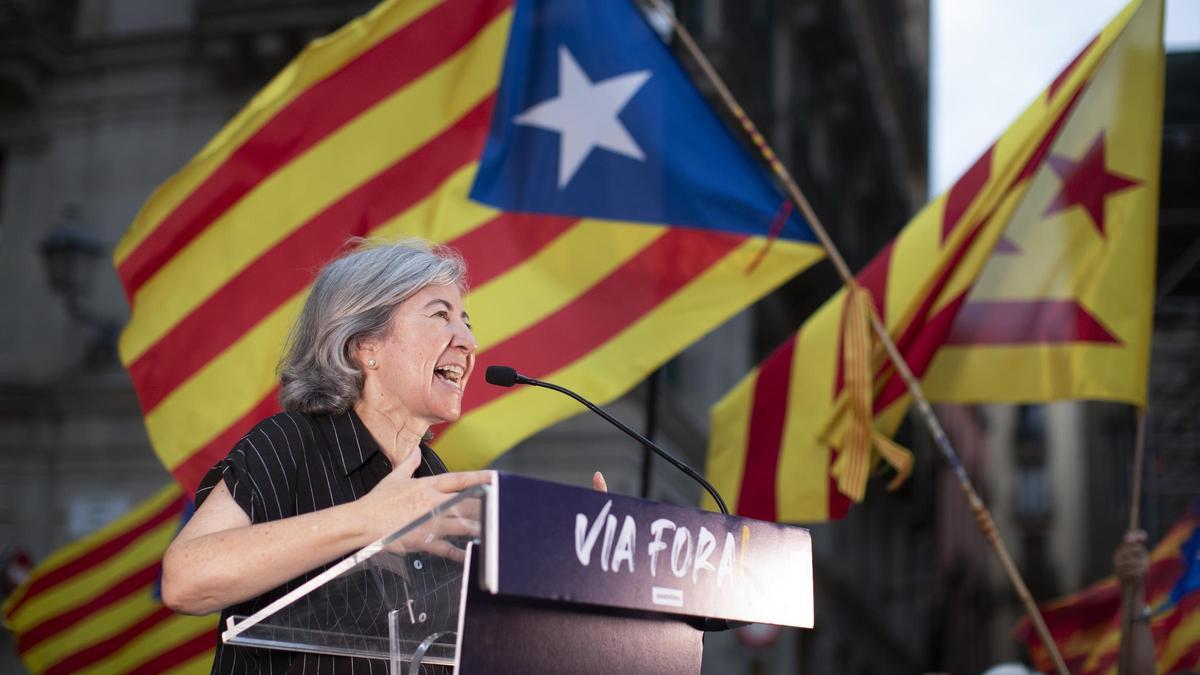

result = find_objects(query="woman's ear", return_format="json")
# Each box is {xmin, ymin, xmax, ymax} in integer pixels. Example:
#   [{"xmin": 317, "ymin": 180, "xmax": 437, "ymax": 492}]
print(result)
[{"xmin": 351, "ymin": 336, "xmax": 378, "ymax": 371}]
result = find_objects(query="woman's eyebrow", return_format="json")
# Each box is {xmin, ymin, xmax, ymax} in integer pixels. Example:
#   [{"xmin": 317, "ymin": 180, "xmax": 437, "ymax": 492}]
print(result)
[{"xmin": 425, "ymin": 298, "xmax": 470, "ymax": 321}]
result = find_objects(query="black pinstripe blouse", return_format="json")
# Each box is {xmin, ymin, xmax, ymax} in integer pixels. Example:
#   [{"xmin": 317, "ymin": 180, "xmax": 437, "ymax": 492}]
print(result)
[{"xmin": 194, "ymin": 409, "xmax": 450, "ymax": 675}]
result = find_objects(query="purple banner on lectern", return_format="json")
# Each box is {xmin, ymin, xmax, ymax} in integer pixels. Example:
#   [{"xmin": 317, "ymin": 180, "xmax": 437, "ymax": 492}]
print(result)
[{"xmin": 481, "ymin": 473, "xmax": 814, "ymax": 628}]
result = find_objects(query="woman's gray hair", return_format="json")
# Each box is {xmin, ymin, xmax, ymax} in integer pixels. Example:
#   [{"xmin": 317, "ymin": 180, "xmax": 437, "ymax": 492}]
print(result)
[{"xmin": 279, "ymin": 237, "xmax": 467, "ymax": 415}]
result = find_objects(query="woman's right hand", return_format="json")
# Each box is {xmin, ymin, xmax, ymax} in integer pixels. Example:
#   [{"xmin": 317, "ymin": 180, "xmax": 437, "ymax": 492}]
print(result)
[{"xmin": 353, "ymin": 469, "xmax": 494, "ymax": 544}]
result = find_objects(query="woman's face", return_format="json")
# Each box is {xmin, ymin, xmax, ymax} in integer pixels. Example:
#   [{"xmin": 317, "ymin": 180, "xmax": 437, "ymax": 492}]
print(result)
[{"xmin": 361, "ymin": 283, "xmax": 477, "ymax": 427}]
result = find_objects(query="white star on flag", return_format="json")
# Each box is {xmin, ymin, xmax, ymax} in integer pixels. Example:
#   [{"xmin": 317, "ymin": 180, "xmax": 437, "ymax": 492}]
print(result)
[{"xmin": 515, "ymin": 45, "xmax": 651, "ymax": 189}]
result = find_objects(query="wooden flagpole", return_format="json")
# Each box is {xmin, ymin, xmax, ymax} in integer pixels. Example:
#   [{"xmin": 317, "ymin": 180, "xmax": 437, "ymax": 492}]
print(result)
[
  {"xmin": 638, "ymin": 2, "xmax": 1071, "ymax": 672},
  {"xmin": 1119, "ymin": 408, "xmax": 1149, "ymax": 675},
  {"xmin": 1128, "ymin": 409, "xmax": 1148, "ymax": 532}
]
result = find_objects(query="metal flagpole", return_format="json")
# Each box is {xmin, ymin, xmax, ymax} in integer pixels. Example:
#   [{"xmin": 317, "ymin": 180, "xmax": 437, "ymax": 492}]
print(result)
[{"xmin": 638, "ymin": 1, "xmax": 1071, "ymax": 672}]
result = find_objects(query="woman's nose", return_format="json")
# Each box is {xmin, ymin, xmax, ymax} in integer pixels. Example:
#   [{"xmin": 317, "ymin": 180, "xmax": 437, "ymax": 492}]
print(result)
[{"xmin": 454, "ymin": 322, "xmax": 478, "ymax": 352}]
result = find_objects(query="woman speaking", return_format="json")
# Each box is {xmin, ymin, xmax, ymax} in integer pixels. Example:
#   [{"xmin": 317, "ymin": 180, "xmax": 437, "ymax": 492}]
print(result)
[{"xmin": 162, "ymin": 238, "xmax": 495, "ymax": 673}]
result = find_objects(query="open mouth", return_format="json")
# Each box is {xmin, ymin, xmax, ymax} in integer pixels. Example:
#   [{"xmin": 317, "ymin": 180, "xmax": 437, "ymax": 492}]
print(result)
[{"xmin": 434, "ymin": 364, "xmax": 465, "ymax": 387}]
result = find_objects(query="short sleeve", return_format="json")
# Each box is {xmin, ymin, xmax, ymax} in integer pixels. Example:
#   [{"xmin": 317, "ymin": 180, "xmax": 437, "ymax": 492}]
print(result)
[{"xmin": 193, "ymin": 439, "xmax": 272, "ymax": 523}]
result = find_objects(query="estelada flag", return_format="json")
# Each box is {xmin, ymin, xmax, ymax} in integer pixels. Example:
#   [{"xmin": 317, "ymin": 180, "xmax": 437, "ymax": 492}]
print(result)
[
  {"xmin": 706, "ymin": 0, "xmax": 1162, "ymax": 521},
  {"xmin": 921, "ymin": 0, "xmax": 1162, "ymax": 408},
  {"xmin": 1015, "ymin": 502, "xmax": 1200, "ymax": 674},
  {"xmin": 2, "ymin": 485, "xmax": 216, "ymax": 674},
  {"xmin": 115, "ymin": 0, "xmax": 824, "ymax": 491}
]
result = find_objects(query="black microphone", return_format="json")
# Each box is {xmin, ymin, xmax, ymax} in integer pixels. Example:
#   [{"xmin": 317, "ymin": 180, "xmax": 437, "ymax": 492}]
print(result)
[{"xmin": 484, "ymin": 365, "xmax": 730, "ymax": 515}]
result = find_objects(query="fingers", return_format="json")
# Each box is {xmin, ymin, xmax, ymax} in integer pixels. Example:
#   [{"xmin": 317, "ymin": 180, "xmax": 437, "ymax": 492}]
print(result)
[
  {"xmin": 421, "ymin": 538, "xmax": 468, "ymax": 564},
  {"xmin": 425, "ymin": 512, "xmax": 481, "ymax": 538},
  {"xmin": 431, "ymin": 470, "xmax": 496, "ymax": 493},
  {"xmin": 592, "ymin": 471, "xmax": 608, "ymax": 493}
]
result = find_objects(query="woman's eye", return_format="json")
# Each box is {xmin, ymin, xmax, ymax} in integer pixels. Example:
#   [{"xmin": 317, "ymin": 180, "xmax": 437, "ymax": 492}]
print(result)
[{"xmin": 433, "ymin": 310, "xmax": 450, "ymax": 320}]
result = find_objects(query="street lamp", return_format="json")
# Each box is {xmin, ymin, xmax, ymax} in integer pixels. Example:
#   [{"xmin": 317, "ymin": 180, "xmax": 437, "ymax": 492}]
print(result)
[{"xmin": 39, "ymin": 208, "xmax": 119, "ymax": 369}]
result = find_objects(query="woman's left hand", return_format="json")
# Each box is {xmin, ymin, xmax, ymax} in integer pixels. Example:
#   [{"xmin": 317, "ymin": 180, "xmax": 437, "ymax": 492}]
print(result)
[{"xmin": 592, "ymin": 471, "xmax": 608, "ymax": 493}]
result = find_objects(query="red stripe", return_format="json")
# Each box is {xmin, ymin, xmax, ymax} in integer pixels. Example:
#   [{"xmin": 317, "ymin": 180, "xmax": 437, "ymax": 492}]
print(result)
[
  {"xmin": 734, "ymin": 336, "xmax": 797, "ymax": 521},
  {"xmin": 128, "ymin": 95, "xmax": 496, "ymax": 415},
  {"xmin": 1016, "ymin": 86, "xmax": 1086, "ymax": 184},
  {"xmin": 872, "ymin": 293, "xmax": 968, "ymax": 412},
  {"xmin": 452, "ymin": 212, "xmax": 578, "ymax": 288},
  {"xmin": 942, "ymin": 145, "xmax": 993, "ymax": 243},
  {"xmin": 457, "ymin": 229, "xmax": 745, "ymax": 415},
  {"xmin": 43, "ymin": 605, "xmax": 175, "ymax": 675},
  {"xmin": 17, "ymin": 561, "xmax": 161, "ymax": 654},
  {"xmin": 126, "ymin": 628, "xmax": 217, "ymax": 675},
  {"xmin": 856, "ymin": 241, "xmax": 894, "ymax": 321},
  {"xmin": 1048, "ymin": 36, "xmax": 1099, "ymax": 100},
  {"xmin": 116, "ymin": 0, "xmax": 511, "ymax": 299},
  {"xmin": 173, "ymin": 388, "xmax": 283, "ymax": 495},
  {"xmin": 944, "ymin": 300, "xmax": 1120, "ymax": 346},
  {"xmin": 5, "ymin": 496, "xmax": 183, "ymax": 619},
  {"xmin": 825, "ymin": 462, "xmax": 852, "ymax": 520}
]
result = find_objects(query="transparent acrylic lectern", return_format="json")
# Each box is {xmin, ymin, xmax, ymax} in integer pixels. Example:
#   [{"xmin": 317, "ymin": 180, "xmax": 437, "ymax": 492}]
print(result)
[
  {"xmin": 219, "ymin": 472, "xmax": 815, "ymax": 674},
  {"xmin": 222, "ymin": 486, "xmax": 486, "ymax": 674}
]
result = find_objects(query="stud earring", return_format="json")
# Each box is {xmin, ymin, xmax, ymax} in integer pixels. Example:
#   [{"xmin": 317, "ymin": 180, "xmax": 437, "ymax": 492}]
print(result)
[{"xmin": 366, "ymin": 358, "xmax": 378, "ymax": 369}]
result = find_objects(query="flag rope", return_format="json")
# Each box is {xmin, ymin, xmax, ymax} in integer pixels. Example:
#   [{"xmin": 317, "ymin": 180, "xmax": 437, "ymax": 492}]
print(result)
[{"xmin": 638, "ymin": 1, "xmax": 1071, "ymax": 672}]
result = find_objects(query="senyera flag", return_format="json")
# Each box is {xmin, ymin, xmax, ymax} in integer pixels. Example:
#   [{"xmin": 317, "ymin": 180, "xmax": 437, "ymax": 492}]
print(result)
[
  {"xmin": 115, "ymin": 0, "xmax": 824, "ymax": 493},
  {"xmin": 1015, "ymin": 502, "xmax": 1200, "ymax": 674},
  {"xmin": 706, "ymin": 0, "xmax": 1161, "ymax": 522},
  {"xmin": 2, "ymin": 484, "xmax": 216, "ymax": 674}
]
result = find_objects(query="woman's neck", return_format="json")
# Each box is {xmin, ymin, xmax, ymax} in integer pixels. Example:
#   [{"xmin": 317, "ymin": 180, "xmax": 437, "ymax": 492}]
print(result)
[{"xmin": 353, "ymin": 398, "xmax": 427, "ymax": 469}]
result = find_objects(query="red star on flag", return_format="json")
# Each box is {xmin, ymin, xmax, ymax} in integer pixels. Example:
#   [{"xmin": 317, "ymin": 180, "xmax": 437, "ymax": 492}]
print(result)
[{"xmin": 1043, "ymin": 131, "xmax": 1140, "ymax": 237}]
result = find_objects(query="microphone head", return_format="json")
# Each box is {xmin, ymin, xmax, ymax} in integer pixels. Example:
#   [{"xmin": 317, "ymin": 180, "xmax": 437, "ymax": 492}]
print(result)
[{"xmin": 485, "ymin": 365, "xmax": 519, "ymax": 388}]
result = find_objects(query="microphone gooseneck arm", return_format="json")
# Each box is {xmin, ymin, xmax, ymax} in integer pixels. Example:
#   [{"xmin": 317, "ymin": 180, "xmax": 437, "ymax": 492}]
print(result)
[{"xmin": 486, "ymin": 366, "xmax": 729, "ymax": 515}]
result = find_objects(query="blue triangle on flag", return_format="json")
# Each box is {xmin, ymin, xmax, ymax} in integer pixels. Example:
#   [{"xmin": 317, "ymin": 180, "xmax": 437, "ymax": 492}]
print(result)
[{"xmin": 469, "ymin": 0, "xmax": 816, "ymax": 243}]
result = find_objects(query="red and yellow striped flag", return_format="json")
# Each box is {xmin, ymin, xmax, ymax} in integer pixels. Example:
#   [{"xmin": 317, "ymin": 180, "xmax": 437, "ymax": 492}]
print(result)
[
  {"xmin": 1015, "ymin": 504, "xmax": 1200, "ymax": 674},
  {"xmin": 2, "ymin": 485, "xmax": 216, "ymax": 674},
  {"xmin": 116, "ymin": 0, "xmax": 825, "ymax": 493},
  {"xmin": 706, "ymin": 0, "xmax": 1162, "ymax": 522}
]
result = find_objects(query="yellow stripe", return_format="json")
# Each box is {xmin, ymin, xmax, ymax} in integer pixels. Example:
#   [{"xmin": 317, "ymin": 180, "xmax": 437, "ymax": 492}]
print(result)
[
  {"xmin": 114, "ymin": 0, "xmax": 447, "ymax": 265},
  {"xmin": 146, "ymin": 165, "xmax": 495, "ymax": 472},
  {"xmin": 881, "ymin": 195, "xmax": 943, "ymax": 331},
  {"xmin": 467, "ymin": 220, "xmax": 663, "ymax": 349},
  {"xmin": 435, "ymin": 238, "xmax": 823, "ymax": 469},
  {"xmin": 78, "ymin": 613, "xmax": 217, "ymax": 675},
  {"xmin": 372, "ymin": 162, "xmax": 499, "ymax": 244},
  {"xmin": 704, "ymin": 366, "xmax": 759, "ymax": 513},
  {"xmin": 21, "ymin": 589, "xmax": 161, "ymax": 672},
  {"xmin": 4, "ymin": 485, "xmax": 179, "ymax": 619},
  {"xmin": 923, "ymin": 342, "xmax": 1146, "ymax": 406},
  {"xmin": 7, "ymin": 518, "xmax": 177, "ymax": 631},
  {"xmin": 775, "ymin": 295, "xmax": 842, "ymax": 522},
  {"xmin": 119, "ymin": 10, "xmax": 511, "ymax": 367},
  {"xmin": 153, "ymin": 291, "xmax": 305, "ymax": 472}
]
